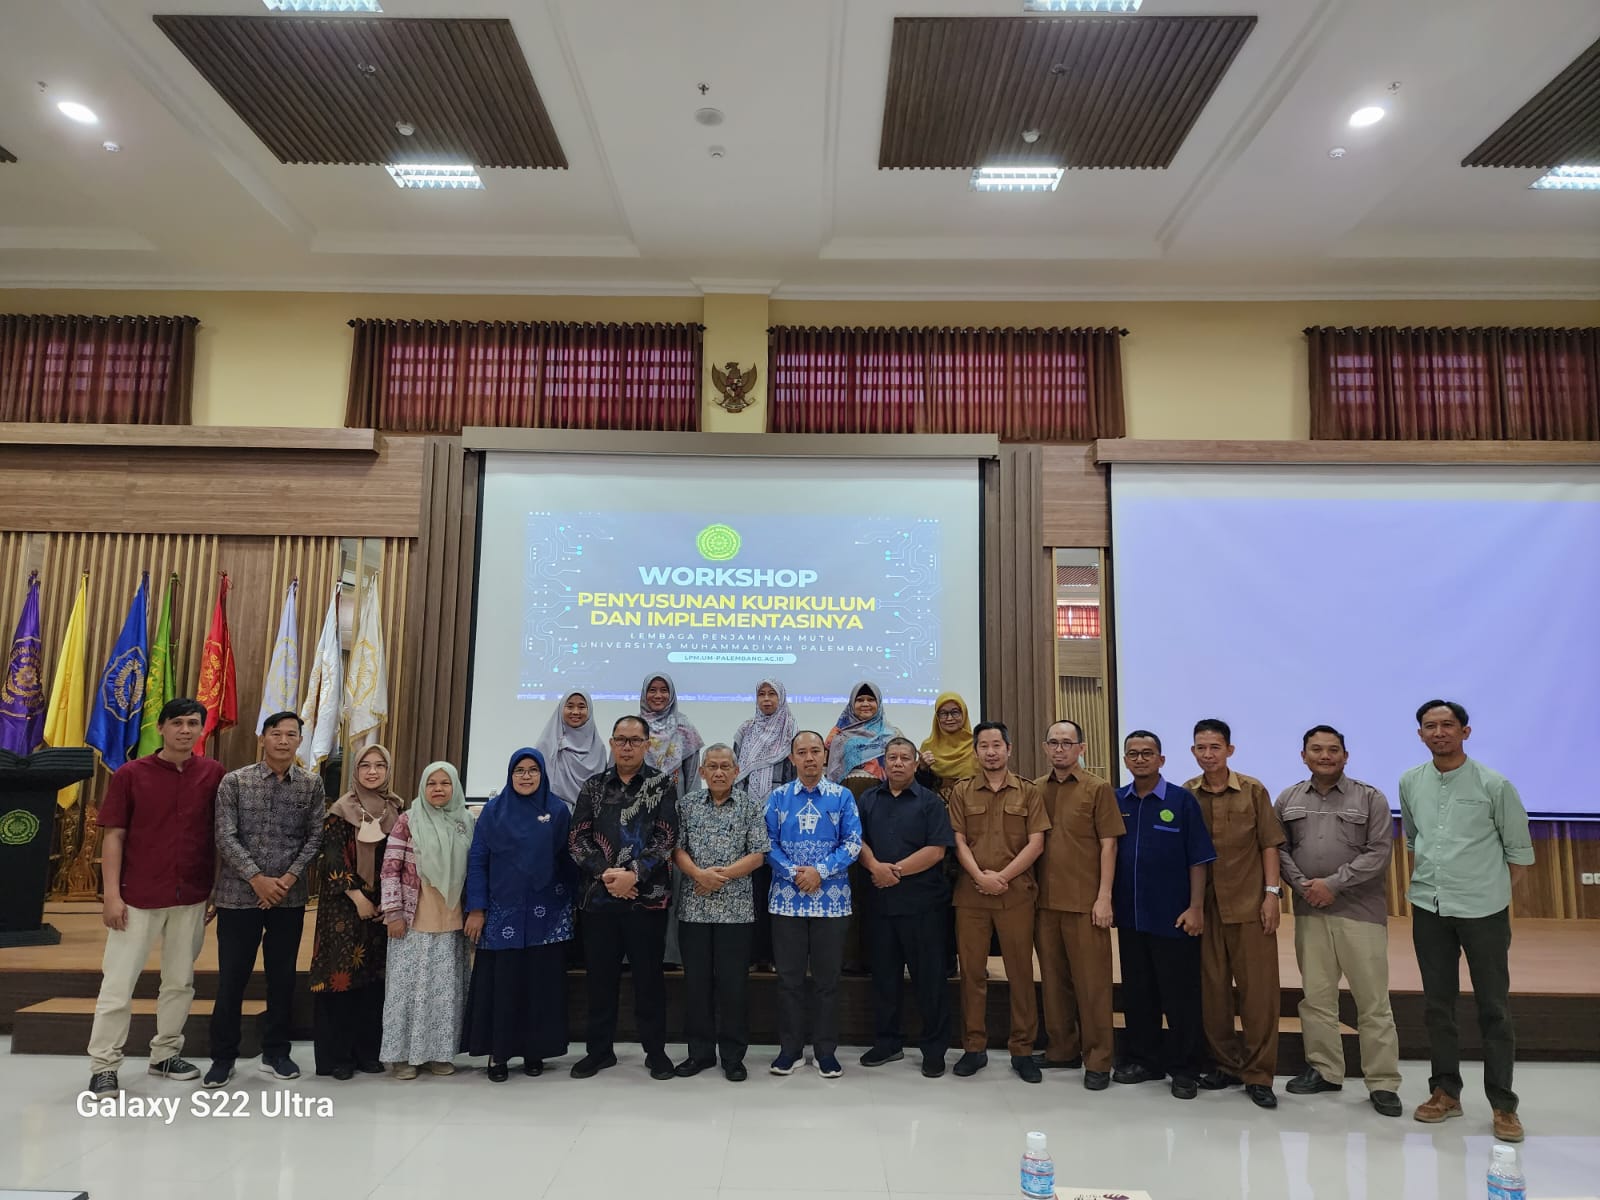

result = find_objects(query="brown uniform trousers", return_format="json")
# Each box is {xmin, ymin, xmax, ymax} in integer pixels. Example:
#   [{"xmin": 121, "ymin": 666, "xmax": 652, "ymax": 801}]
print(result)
[{"xmin": 1035, "ymin": 911, "xmax": 1115, "ymax": 1071}]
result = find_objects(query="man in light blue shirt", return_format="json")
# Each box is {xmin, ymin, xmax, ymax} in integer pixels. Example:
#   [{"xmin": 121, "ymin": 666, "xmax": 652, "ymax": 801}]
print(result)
[
  {"xmin": 764, "ymin": 730, "xmax": 862, "ymax": 1079},
  {"xmin": 1399, "ymin": 699, "xmax": 1534, "ymax": 1144}
]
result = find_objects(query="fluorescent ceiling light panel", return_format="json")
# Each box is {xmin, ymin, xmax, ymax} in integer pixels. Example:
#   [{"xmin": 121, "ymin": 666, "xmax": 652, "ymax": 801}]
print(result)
[
  {"xmin": 263, "ymin": 0, "xmax": 382, "ymax": 10},
  {"xmin": 1529, "ymin": 164, "xmax": 1600, "ymax": 191},
  {"xmin": 385, "ymin": 163, "xmax": 483, "ymax": 190},
  {"xmin": 1348, "ymin": 106, "xmax": 1386, "ymax": 128},
  {"xmin": 970, "ymin": 166, "xmax": 1064, "ymax": 192},
  {"xmin": 1023, "ymin": 0, "xmax": 1143, "ymax": 11},
  {"xmin": 56, "ymin": 101, "xmax": 98, "ymax": 124}
]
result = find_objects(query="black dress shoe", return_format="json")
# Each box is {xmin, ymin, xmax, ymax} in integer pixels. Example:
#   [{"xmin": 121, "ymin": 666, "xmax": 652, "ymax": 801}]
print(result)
[
  {"xmin": 487, "ymin": 1062, "xmax": 510, "ymax": 1083},
  {"xmin": 1286, "ymin": 1067, "xmax": 1343, "ymax": 1095},
  {"xmin": 723, "ymin": 1062, "xmax": 748, "ymax": 1082},
  {"xmin": 860, "ymin": 1046, "xmax": 904, "ymax": 1068},
  {"xmin": 330, "ymin": 1064, "xmax": 355, "ymax": 1081},
  {"xmin": 1083, "ymin": 1070, "xmax": 1110, "ymax": 1091},
  {"xmin": 356, "ymin": 1059, "xmax": 386, "ymax": 1075},
  {"xmin": 952, "ymin": 1051, "xmax": 988, "ymax": 1077},
  {"xmin": 1246, "ymin": 1083, "xmax": 1278, "ymax": 1109},
  {"xmin": 1171, "ymin": 1076, "xmax": 1199, "ymax": 1100},
  {"xmin": 570, "ymin": 1052, "xmax": 618, "ymax": 1079},
  {"xmin": 921, "ymin": 1057, "xmax": 946, "ymax": 1079},
  {"xmin": 1011, "ymin": 1055, "xmax": 1042, "ymax": 1084},
  {"xmin": 1198, "ymin": 1069, "xmax": 1242, "ymax": 1090},
  {"xmin": 1031, "ymin": 1052, "xmax": 1083, "ymax": 1069},
  {"xmin": 674, "ymin": 1057, "xmax": 716, "ymax": 1078},
  {"xmin": 1112, "ymin": 1064, "xmax": 1164, "ymax": 1086},
  {"xmin": 646, "ymin": 1053, "xmax": 676, "ymax": 1080},
  {"xmin": 1370, "ymin": 1090, "xmax": 1403, "ymax": 1117},
  {"xmin": 523, "ymin": 1060, "xmax": 544, "ymax": 1077}
]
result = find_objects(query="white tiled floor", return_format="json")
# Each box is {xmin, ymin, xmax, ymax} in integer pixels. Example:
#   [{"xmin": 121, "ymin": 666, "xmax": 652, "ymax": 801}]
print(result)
[{"xmin": 2, "ymin": 1040, "xmax": 1597, "ymax": 1200}]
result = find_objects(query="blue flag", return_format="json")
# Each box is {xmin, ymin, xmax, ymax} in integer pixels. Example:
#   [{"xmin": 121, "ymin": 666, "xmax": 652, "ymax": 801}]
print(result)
[
  {"xmin": 0, "ymin": 570, "xmax": 46, "ymax": 754},
  {"xmin": 85, "ymin": 574, "xmax": 149, "ymax": 771}
]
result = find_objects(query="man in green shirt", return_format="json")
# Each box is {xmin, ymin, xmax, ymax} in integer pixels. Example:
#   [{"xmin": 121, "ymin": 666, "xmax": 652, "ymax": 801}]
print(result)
[{"xmin": 1399, "ymin": 699, "xmax": 1534, "ymax": 1144}]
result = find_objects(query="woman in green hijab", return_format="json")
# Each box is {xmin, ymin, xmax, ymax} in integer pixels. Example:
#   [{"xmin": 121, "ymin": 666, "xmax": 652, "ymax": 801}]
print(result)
[{"xmin": 379, "ymin": 761, "xmax": 476, "ymax": 1079}]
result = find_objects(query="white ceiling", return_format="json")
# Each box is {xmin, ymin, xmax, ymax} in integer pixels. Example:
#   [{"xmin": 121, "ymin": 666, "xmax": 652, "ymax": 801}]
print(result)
[{"xmin": 0, "ymin": 0, "xmax": 1596, "ymax": 299}]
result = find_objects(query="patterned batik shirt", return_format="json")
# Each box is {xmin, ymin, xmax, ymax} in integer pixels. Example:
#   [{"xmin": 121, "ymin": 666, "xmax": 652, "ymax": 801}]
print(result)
[
  {"xmin": 765, "ymin": 777, "xmax": 862, "ymax": 918},
  {"xmin": 677, "ymin": 785, "xmax": 771, "ymax": 924},
  {"xmin": 569, "ymin": 764, "xmax": 679, "ymax": 912},
  {"xmin": 213, "ymin": 761, "xmax": 326, "ymax": 910}
]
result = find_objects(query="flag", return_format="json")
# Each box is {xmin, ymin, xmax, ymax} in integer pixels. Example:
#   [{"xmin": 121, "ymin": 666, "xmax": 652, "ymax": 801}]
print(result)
[
  {"xmin": 298, "ymin": 586, "xmax": 341, "ymax": 772},
  {"xmin": 85, "ymin": 574, "xmax": 149, "ymax": 772},
  {"xmin": 195, "ymin": 574, "xmax": 237, "ymax": 757},
  {"xmin": 1, "ymin": 571, "xmax": 46, "ymax": 754},
  {"xmin": 42, "ymin": 574, "xmax": 90, "ymax": 807},
  {"xmin": 344, "ymin": 577, "xmax": 387, "ymax": 752},
  {"xmin": 260, "ymin": 580, "xmax": 300, "ymax": 720},
  {"xmin": 136, "ymin": 574, "xmax": 177, "ymax": 757}
]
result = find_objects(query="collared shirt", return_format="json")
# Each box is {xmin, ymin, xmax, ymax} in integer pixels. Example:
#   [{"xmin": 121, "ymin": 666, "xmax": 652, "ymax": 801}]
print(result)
[
  {"xmin": 1034, "ymin": 766, "xmax": 1124, "ymax": 914},
  {"xmin": 1112, "ymin": 777, "xmax": 1216, "ymax": 938},
  {"xmin": 677, "ymin": 785, "xmax": 771, "ymax": 924},
  {"xmin": 1400, "ymin": 756, "xmax": 1534, "ymax": 920},
  {"xmin": 97, "ymin": 752, "xmax": 225, "ymax": 910},
  {"xmin": 570, "ymin": 764, "xmax": 679, "ymax": 912},
  {"xmin": 948, "ymin": 772, "xmax": 1050, "ymax": 910},
  {"xmin": 1274, "ymin": 774, "xmax": 1393, "ymax": 926},
  {"xmin": 1184, "ymin": 770, "xmax": 1285, "ymax": 926},
  {"xmin": 856, "ymin": 779, "xmax": 955, "ymax": 917},
  {"xmin": 213, "ymin": 760, "xmax": 325, "ymax": 910},
  {"xmin": 765, "ymin": 777, "xmax": 862, "ymax": 918}
]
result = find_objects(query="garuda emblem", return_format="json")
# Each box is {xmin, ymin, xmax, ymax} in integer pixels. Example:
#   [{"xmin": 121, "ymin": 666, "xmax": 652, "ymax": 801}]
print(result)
[{"xmin": 710, "ymin": 361, "xmax": 758, "ymax": 413}]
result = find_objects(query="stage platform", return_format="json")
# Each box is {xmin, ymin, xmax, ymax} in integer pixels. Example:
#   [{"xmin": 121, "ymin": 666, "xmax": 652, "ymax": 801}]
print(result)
[{"xmin": 3, "ymin": 904, "xmax": 1596, "ymax": 1068}]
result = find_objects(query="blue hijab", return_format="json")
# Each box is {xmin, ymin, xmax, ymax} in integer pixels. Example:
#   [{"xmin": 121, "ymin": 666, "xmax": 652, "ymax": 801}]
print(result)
[{"xmin": 476, "ymin": 747, "xmax": 568, "ymax": 892}]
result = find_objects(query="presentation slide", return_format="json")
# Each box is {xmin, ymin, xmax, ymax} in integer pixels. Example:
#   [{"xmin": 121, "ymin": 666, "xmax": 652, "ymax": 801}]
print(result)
[
  {"xmin": 465, "ymin": 452, "xmax": 983, "ymax": 796},
  {"xmin": 1110, "ymin": 464, "xmax": 1600, "ymax": 818}
]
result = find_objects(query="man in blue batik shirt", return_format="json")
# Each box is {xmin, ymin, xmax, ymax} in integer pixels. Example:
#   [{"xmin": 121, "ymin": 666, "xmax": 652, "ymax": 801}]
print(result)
[{"xmin": 765, "ymin": 729, "xmax": 863, "ymax": 1080}]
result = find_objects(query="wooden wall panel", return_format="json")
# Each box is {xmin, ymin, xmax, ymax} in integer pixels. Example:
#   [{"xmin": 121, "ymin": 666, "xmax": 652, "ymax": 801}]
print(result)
[
  {"xmin": 1057, "ymin": 675, "xmax": 1113, "ymax": 779},
  {"xmin": 1040, "ymin": 443, "xmax": 1109, "ymax": 547},
  {"xmin": 982, "ymin": 446, "xmax": 1053, "ymax": 778}
]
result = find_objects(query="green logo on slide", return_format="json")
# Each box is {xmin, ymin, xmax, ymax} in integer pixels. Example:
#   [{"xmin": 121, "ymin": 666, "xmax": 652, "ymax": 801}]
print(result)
[{"xmin": 696, "ymin": 524, "xmax": 742, "ymax": 561}]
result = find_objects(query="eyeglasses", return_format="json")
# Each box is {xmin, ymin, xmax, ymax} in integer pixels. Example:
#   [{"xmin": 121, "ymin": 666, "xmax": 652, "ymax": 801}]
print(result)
[
  {"xmin": 511, "ymin": 768, "xmax": 541, "ymax": 779},
  {"xmin": 937, "ymin": 709, "xmax": 963, "ymax": 719},
  {"xmin": 357, "ymin": 762, "xmax": 386, "ymax": 771},
  {"xmin": 1045, "ymin": 739, "xmax": 1082, "ymax": 748},
  {"xmin": 1124, "ymin": 749, "xmax": 1159, "ymax": 761},
  {"xmin": 611, "ymin": 736, "xmax": 647, "ymax": 747}
]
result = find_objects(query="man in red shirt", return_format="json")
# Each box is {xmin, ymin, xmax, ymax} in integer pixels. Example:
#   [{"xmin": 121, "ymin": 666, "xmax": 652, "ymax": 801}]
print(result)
[{"xmin": 85, "ymin": 698, "xmax": 225, "ymax": 1099}]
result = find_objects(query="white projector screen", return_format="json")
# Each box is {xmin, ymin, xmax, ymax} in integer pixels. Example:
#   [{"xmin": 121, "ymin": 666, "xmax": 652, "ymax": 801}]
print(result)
[
  {"xmin": 464, "ymin": 452, "xmax": 984, "ymax": 797},
  {"xmin": 1110, "ymin": 463, "xmax": 1600, "ymax": 818}
]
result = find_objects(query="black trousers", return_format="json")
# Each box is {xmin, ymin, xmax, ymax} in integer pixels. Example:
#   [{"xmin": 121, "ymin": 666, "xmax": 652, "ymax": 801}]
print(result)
[
  {"xmin": 750, "ymin": 865, "xmax": 774, "ymax": 966},
  {"xmin": 583, "ymin": 906, "xmax": 668, "ymax": 1057},
  {"xmin": 1118, "ymin": 928, "xmax": 1204, "ymax": 1080},
  {"xmin": 1412, "ymin": 904, "xmax": 1518, "ymax": 1112},
  {"xmin": 211, "ymin": 905, "xmax": 305, "ymax": 1063},
  {"xmin": 312, "ymin": 983, "xmax": 383, "ymax": 1075},
  {"xmin": 679, "ymin": 920, "xmax": 754, "ymax": 1065},
  {"xmin": 869, "ymin": 908, "xmax": 950, "ymax": 1060},
  {"xmin": 771, "ymin": 914, "xmax": 849, "ymax": 1058}
]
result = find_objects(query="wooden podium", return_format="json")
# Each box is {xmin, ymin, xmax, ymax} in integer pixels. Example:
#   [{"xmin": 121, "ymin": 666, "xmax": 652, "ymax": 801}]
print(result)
[{"xmin": 0, "ymin": 748, "xmax": 96, "ymax": 947}]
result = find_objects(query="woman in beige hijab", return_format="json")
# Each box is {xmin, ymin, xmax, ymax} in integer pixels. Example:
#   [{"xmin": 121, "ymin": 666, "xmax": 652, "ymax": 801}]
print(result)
[{"xmin": 308, "ymin": 744, "xmax": 404, "ymax": 1079}]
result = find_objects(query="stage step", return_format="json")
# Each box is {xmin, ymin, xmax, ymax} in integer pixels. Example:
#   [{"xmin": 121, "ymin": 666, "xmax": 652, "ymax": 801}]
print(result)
[{"xmin": 11, "ymin": 997, "xmax": 266, "ymax": 1059}]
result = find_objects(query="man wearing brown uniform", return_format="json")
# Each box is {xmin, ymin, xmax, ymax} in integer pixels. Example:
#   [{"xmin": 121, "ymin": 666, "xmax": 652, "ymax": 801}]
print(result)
[
  {"xmin": 948, "ymin": 721, "xmax": 1049, "ymax": 1083},
  {"xmin": 1185, "ymin": 718, "xmax": 1285, "ymax": 1109},
  {"xmin": 1032, "ymin": 719, "xmax": 1124, "ymax": 1092}
]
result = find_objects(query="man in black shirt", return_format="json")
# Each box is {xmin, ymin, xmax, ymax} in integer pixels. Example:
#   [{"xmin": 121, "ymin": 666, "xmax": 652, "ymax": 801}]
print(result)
[{"xmin": 856, "ymin": 737, "xmax": 956, "ymax": 1077}]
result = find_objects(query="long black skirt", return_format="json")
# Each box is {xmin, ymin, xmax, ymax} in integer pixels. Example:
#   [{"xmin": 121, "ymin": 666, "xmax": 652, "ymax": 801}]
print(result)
[
  {"xmin": 313, "ymin": 982, "xmax": 384, "ymax": 1075},
  {"xmin": 461, "ymin": 943, "xmax": 569, "ymax": 1065}
]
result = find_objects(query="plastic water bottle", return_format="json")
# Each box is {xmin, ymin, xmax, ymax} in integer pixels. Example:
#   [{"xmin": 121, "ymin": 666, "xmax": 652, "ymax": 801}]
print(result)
[
  {"xmin": 1020, "ymin": 1130, "xmax": 1054, "ymax": 1198},
  {"xmin": 1487, "ymin": 1143, "xmax": 1526, "ymax": 1200}
]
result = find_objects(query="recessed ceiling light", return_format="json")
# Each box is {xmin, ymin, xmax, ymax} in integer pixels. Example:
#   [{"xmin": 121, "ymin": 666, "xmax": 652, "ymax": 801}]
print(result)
[
  {"xmin": 56, "ymin": 101, "xmax": 98, "ymax": 124},
  {"xmin": 694, "ymin": 108, "xmax": 724, "ymax": 127},
  {"xmin": 1348, "ymin": 106, "xmax": 1386, "ymax": 128},
  {"xmin": 1529, "ymin": 165, "xmax": 1600, "ymax": 191},
  {"xmin": 262, "ymin": 0, "xmax": 381, "ymax": 11},
  {"xmin": 1328, "ymin": 146, "xmax": 1346, "ymax": 159},
  {"xmin": 970, "ymin": 166, "xmax": 1063, "ymax": 193},
  {"xmin": 394, "ymin": 121, "xmax": 415, "ymax": 137},
  {"xmin": 102, "ymin": 141, "xmax": 120, "ymax": 153},
  {"xmin": 384, "ymin": 163, "xmax": 482, "ymax": 190},
  {"xmin": 1024, "ymin": 0, "xmax": 1142, "ymax": 11}
]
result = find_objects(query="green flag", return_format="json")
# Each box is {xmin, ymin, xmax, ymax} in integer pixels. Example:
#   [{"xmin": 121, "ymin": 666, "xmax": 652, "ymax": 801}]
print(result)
[{"xmin": 136, "ymin": 574, "xmax": 176, "ymax": 757}]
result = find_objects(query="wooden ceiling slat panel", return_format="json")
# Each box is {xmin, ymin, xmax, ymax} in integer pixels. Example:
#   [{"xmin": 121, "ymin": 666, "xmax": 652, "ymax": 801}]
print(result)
[
  {"xmin": 153, "ymin": 14, "xmax": 567, "ymax": 169},
  {"xmin": 0, "ymin": 144, "xmax": 15, "ymax": 164},
  {"xmin": 1463, "ymin": 36, "xmax": 1600, "ymax": 168},
  {"xmin": 879, "ymin": 14, "xmax": 1255, "ymax": 171}
]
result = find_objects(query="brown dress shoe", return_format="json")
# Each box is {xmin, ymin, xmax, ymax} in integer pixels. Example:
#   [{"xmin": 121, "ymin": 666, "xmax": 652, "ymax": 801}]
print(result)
[
  {"xmin": 1413, "ymin": 1088, "xmax": 1463, "ymax": 1123},
  {"xmin": 1492, "ymin": 1109, "xmax": 1524, "ymax": 1142}
]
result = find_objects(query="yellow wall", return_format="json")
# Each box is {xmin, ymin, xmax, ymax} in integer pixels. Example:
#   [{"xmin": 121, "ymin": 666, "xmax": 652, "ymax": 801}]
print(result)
[{"xmin": 3, "ymin": 288, "xmax": 1594, "ymax": 436}]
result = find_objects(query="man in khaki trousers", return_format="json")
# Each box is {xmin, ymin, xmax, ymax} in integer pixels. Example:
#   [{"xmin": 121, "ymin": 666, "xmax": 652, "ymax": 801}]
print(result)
[
  {"xmin": 85, "ymin": 699, "xmax": 224, "ymax": 1098},
  {"xmin": 1275, "ymin": 724, "xmax": 1403, "ymax": 1117}
]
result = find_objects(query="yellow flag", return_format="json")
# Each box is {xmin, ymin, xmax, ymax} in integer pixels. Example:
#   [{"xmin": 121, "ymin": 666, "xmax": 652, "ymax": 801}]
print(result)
[{"xmin": 43, "ymin": 574, "xmax": 90, "ymax": 808}]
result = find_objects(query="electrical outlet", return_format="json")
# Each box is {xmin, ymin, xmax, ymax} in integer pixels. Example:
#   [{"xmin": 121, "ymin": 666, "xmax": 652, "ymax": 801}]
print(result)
[{"xmin": 1582, "ymin": 872, "xmax": 1598, "ymax": 885}]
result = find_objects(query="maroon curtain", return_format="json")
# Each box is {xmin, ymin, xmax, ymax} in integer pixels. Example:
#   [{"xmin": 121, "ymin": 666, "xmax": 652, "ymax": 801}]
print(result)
[
  {"xmin": 345, "ymin": 319, "xmax": 704, "ymax": 434},
  {"xmin": 0, "ymin": 314, "xmax": 198, "ymax": 423},
  {"xmin": 767, "ymin": 325, "xmax": 1125, "ymax": 440},
  {"xmin": 1307, "ymin": 326, "xmax": 1599, "ymax": 440}
]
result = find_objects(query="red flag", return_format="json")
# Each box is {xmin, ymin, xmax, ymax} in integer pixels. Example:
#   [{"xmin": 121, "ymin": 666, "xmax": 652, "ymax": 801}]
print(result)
[{"xmin": 195, "ymin": 573, "xmax": 237, "ymax": 756}]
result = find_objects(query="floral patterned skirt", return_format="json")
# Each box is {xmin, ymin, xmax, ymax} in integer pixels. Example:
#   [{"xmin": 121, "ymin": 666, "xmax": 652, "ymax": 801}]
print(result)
[{"xmin": 380, "ymin": 929, "xmax": 469, "ymax": 1066}]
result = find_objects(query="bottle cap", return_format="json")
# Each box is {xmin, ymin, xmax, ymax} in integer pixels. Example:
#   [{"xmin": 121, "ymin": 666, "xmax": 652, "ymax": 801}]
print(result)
[
  {"xmin": 1026, "ymin": 1131, "xmax": 1047, "ymax": 1154},
  {"xmin": 1491, "ymin": 1144, "xmax": 1518, "ymax": 1161}
]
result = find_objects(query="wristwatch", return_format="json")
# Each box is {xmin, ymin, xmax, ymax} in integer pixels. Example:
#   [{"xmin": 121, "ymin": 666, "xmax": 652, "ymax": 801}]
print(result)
[{"xmin": 1264, "ymin": 885, "xmax": 1282, "ymax": 896}]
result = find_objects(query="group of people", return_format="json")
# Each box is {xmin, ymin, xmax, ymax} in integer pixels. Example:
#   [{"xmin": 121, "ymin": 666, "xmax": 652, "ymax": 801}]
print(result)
[{"xmin": 81, "ymin": 675, "xmax": 1534, "ymax": 1145}]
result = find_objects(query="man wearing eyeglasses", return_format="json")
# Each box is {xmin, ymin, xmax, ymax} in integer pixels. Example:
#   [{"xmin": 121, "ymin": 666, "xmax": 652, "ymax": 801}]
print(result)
[
  {"xmin": 1112, "ymin": 730, "xmax": 1215, "ymax": 1101},
  {"xmin": 1032, "ymin": 720, "xmax": 1124, "ymax": 1091},
  {"xmin": 568, "ymin": 715, "xmax": 681, "ymax": 1082}
]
